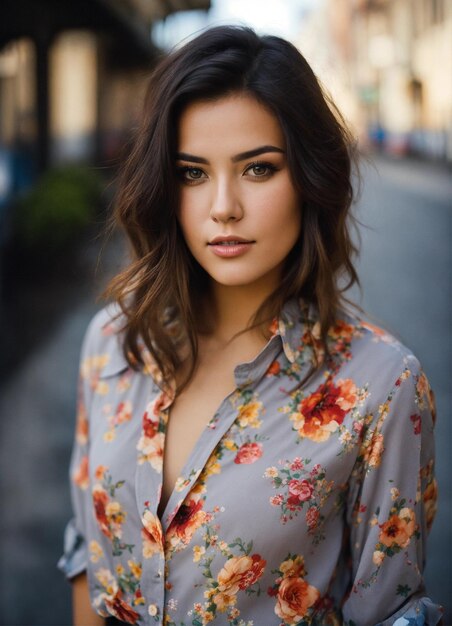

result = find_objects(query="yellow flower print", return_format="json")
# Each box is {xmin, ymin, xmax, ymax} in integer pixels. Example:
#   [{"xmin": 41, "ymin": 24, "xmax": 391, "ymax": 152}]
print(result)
[
  {"xmin": 95, "ymin": 380, "xmax": 109, "ymax": 395},
  {"xmin": 223, "ymin": 438, "xmax": 237, "ymax": 451},
  {"xmin": 103, "ymin": 429, "xmax": 116, "ymax": 443},
  {"xmin": 264, "ymin": 466, "xmax": 279, "ymax": 478},
  {"xmin": 116, "ymin": 563, "xmax": 125, "ymax": 575},
  {"xmin": 201, "ymin": 452, "xmax": 221, "ymax": 479},
  {"xmin": 95, "ymin": 567, "xmax": 118, "ymax": 596},
  {"xmin": 212, "ymin": 591, "xmax": 237, "ymax": 612},
  {"xmin": 237, "ymin": 401, "xmax": 263, "ymax": 428},
  {"xmin": 128, "ymin": 560, "xmax": 142, "ymax": 579},
  {"xmin": 81, "ymin": 354, "xmax": 109, "ymax": 380},
  {"xmin": 89, "ymin": 540, "xmax": 104, "ymax": 563},
  {"xmin": 279, "ymin": 555, "xmax": 306, "ymax": 579},
  {"xmin": 372, "ymin": 550, "xmax": 385, "ymax": 566},
  {"xmin": 193, "ymin": 545, "xmax": 206, "ymax": 562}
]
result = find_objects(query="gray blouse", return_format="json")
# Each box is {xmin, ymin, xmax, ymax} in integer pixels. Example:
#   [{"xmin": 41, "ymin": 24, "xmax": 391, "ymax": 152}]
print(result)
[{"xmin": 58, "ymin": 299, "xmax": 442, "ymax": 625}]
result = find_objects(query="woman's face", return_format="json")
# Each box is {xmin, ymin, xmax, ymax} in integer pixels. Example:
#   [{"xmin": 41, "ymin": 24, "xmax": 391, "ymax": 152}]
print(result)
[{"xmin": 176, "ymin": 93, "xmax": 301, "ymax": 291}]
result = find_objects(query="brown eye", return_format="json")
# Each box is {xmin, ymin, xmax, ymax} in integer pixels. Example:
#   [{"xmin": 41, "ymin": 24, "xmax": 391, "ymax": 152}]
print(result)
[
  {"xmin": 244, "ymin": 161, "xmax": 278, "ymax": 179},
  {"xmin": 250, "ymin": 164, "xmax": 268, "ymax": 176},
  {"xmin": 187, "ymin": 168, "xmax": 203, "ymax": 180},
  {"xmin": 176, "ymin": 166, "xmax": 206, "ymax": 184}
]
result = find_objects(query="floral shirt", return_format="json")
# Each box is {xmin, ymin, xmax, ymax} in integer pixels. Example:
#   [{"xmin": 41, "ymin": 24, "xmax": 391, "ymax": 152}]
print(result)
[{"xmin": 58, "ymin": 299, "xmax": 442, "ymax": 626}]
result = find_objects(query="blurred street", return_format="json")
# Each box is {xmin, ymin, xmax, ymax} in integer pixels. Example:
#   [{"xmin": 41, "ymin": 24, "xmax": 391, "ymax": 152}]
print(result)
[{"xmin": 0, "ymin": 155, "xmax": 451, "ymax": 625}]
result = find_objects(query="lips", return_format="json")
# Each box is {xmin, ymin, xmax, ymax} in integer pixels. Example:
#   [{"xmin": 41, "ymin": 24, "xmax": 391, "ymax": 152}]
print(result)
[
  {"xmin": 207, "ymin": 236, "xmax": 255, "ymax": 258},
  {"xmin": 208, "ymin": 236, "xmax": 255, "ymax": 246}
]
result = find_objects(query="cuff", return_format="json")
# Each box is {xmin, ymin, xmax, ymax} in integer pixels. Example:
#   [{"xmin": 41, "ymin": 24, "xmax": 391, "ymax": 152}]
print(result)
[
  {"xmin": 57, "ymin": 518, "xmax": 88, "ymax": 580},
  {"xmin": 377, "ymin": 597, "xmax": 443, "ymax": 626}
]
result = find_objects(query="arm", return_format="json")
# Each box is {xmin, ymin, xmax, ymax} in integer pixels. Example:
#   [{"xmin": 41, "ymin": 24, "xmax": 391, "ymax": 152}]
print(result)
[
  {"xmin": 72, "ymin": 572, "xmax": 105, "ymax": 626},
  {"xmin": 342, "ymin": 356, "xmax": 442, "ymax": 625}
]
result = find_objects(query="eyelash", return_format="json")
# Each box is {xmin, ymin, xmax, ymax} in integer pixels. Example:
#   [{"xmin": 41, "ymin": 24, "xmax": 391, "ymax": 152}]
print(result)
[{"xmin": 176, "ymin": 161, "xmax": 279, "ymax": 185}]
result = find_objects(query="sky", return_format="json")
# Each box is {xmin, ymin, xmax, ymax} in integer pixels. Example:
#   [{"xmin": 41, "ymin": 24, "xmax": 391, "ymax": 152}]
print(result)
[{"xmin": 152, "ymin": 0, "xmax": 322, "ymax": 49}]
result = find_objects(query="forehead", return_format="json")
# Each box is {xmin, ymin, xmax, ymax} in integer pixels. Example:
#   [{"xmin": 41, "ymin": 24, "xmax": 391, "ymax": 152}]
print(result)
[{"xmin": 177, "ymin": 94, "xmax": 285, "ymax": 154}]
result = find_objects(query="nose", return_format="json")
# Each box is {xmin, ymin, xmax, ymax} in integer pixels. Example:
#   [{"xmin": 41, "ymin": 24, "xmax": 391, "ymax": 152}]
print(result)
[{"xmin": 209, "ymin": 178, "xmax": 244, "ymax": 223}]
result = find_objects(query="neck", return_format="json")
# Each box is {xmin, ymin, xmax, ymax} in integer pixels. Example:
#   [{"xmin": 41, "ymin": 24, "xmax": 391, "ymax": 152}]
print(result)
[{"xmin": 203, "ymin": 278, "xmax": 278, "ymax": 344}]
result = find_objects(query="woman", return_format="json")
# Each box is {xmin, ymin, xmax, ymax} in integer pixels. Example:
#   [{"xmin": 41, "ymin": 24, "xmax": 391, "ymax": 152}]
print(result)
[{"xmin": 58, "ymin": 26, "xmax": 442, "ymax": 626}]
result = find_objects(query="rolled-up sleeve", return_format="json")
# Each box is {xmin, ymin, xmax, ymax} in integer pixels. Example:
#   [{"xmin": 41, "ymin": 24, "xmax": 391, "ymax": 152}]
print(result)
[
  {"xmin": 57, "ymin": 326, "xmax": 93, "ymax": 580},
  {"xmin": 342, "ymin": 356, "xmax": 443, "ymax": 626}
]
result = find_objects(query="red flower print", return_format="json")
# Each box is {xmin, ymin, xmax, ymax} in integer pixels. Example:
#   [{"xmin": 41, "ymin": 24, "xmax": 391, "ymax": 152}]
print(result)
[
  {"xmin": 288, "ymin": 479, "xmax": 313, "ymax": 502},
  {"xmin": 142, "ymin": 411, "xmax": 159, "ymax": 439},
  {"xmin": 295, "ymin": 379, "xmax": 357, "ymax": 442},
  {"xmin": 410, "ymin": 414, "xmax": 422, "ymax": 435},
  {"xmin": 92, "ymin": 486, "xmax": 112, "ymax": 539},
  {"xmin": 305, "ymin": 506, "xmax": 319, "ymax": 530},
  {"xmin": 290, "ymin": 457, "xmax": 304, "ymax": 471},
  {"xmin": 105, "ymin": 591, "xmax": 140, "ymax": 624},
  {"xmin": 166, "ymin": 497, "xmax": 207, "ymax": 546},
  {"xmin": 234, "ymin": 442, "xmax": 263, "ymax": 464}
]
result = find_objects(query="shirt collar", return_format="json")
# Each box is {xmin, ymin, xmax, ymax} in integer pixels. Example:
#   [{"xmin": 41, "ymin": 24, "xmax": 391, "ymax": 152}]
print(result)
[{"xmin": 274, "ymin": 297, "xmax": 318, "ymax": 365}]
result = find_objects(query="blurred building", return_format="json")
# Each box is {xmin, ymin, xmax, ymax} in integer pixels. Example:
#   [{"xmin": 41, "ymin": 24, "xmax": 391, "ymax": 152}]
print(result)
[
  {"xmin": 0, "ymin": 0, "xmax": 210, "ymax": 209},
  {"xmin": 296, "ymin": 0, "xmax": 452, "ymax": 163}
]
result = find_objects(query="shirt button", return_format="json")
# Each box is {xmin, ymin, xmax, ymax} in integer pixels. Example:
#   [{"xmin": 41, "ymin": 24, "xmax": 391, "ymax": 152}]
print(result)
[{"xmin": 148, "ymin": 603, "xmax": 158, "ymax": 616}]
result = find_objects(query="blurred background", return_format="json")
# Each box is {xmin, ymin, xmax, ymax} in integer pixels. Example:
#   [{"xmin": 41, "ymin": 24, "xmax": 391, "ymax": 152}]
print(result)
[{"xmin": 0, "ymin": 0, "xmax": 451, "ymax": 624}]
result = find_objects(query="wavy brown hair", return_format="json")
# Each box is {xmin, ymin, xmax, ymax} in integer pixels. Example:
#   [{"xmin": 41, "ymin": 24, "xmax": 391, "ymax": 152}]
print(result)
[{"xmin": 105, "ymin": 25, "xmax": 359, "ymax": 389}]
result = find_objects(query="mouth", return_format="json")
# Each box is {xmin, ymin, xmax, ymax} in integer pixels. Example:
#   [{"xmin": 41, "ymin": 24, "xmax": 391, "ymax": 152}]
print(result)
[{"xmin": 208, "ymin": 236, "xmax": 255, "ymax": 246}]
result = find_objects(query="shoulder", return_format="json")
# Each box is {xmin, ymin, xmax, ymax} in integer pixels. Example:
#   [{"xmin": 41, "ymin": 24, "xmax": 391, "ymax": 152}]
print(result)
[
  {"xmin": 80, "ymin": 303, "xmax": 129, "ymax": 378},
  {"xmin": 332, "ymin": 310, "xmax": 424, "ymax": 382}
]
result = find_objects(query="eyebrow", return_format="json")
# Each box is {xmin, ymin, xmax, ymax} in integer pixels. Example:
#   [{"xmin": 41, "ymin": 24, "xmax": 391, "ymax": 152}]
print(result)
[{"xmin": 176, "ymin": 145, "xmax": 285, "ymax": 165}]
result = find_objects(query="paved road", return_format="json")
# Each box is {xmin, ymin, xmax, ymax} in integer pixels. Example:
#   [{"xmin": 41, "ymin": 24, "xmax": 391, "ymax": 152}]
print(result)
[{"xmin": 0, "ymin": 155, "xmax": 450, "ymax": 625}]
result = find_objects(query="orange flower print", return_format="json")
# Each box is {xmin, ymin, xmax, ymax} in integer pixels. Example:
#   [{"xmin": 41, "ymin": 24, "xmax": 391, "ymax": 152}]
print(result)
[
  {"xmin": 115, "ymin": 401, "xmax": 132, "ymax": 425},
  {"xmin": 269, "ymin": 553, "xmax": 320, "ymax": 624},
  {"xmin": 216, "ymin": 554, "xmax": 266, "ymax": 597},
  {"xmin": 423, "ymin": 479, "xmax": 438, "ymax": 532},
  {"xmin": 136, "ymin": 431, "xmax": 164, "ymax": 472},
  {"xmin": 73, "ymin": 455, "xmax": 89, "ymax": 490},
  {"xmin": 275, "ymin": 577, "xmax": 320, "ymax": 624},
  {"xmin": 92, "ymin": 469, "xmax": 133, "ymax": 556},
  {"xmin": 141, "ymin": 509, "xmax": 164, "ymax": 558},
  {"xmin": 293, "ymin": 379, "xmax": 357, "ymax": 442},
  {"xmin": 76, "ymin": 405, "xmax": 89, "ymax": 445},
  {"xmin": 267, "ymin": 360, "xmax": 281, "ymax": 376},
  {"xmin": 234, "ymin": 442, "xmax": 263, "ymax": 465},
  {"xmin": 379, "ymin": 507, "xmax": 417, "ymax": 549},
  {"xmin": 363, "ymin": 431, "xmax": 385, "ymax": 469},
  {"xmin": 416, "ymin": 371, "xmax": 436, "ymax": 419},
  {"xmin": 137, "ymin": 403, "xmax": 165, "ymax": 471},
  {"xmin": 166, "ymin": 496, "xmax": 207, "ymax": 549}
]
